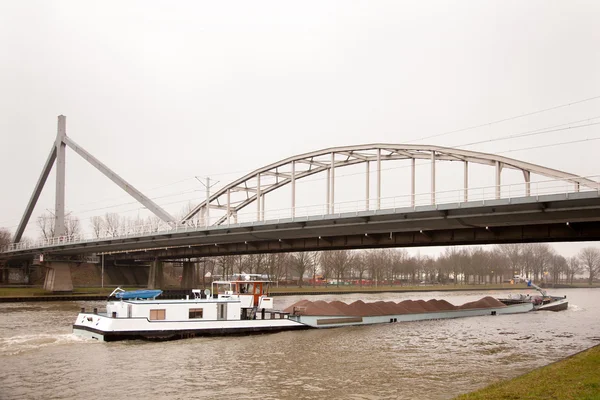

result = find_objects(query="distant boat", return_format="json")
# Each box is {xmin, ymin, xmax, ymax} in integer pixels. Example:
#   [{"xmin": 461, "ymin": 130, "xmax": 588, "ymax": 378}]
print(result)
[{"xmin": 498, "ymin": 279, "xmax": 568, "ymax": 312}]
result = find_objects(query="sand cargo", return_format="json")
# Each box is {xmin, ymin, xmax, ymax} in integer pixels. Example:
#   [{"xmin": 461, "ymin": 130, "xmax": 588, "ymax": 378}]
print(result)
[{"xmin": 285, "ymin": 297, "xmax": 533, "ymax": 328}]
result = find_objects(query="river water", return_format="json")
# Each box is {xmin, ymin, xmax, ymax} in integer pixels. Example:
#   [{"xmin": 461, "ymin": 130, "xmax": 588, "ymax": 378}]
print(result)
[{"xmin": 1, "ymin": 288, "xmax": 599, "ymax": 400}]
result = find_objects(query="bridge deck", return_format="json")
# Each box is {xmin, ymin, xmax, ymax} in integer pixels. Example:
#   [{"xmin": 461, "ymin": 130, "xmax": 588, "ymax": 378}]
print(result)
[{"xmin": 2, "ymin": 191, "xmax": 600, "ymax": 262}]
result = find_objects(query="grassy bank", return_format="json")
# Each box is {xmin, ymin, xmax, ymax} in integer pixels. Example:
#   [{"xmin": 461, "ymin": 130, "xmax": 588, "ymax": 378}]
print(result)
[{"xmin": 456, "ymin": 345, "xmax": 600, "ymax": 400}]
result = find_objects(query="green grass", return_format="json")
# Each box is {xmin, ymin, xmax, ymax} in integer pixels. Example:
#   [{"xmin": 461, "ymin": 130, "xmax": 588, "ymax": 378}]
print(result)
[{"xmin": 455, "ymin": 345, "xmax": 600, "ymax": 400}]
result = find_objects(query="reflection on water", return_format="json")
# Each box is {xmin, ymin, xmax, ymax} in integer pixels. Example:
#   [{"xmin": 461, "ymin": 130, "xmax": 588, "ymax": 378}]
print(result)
[{"xmin": 0, "ymin": 289, "xmax": 599, "ymax": 400}]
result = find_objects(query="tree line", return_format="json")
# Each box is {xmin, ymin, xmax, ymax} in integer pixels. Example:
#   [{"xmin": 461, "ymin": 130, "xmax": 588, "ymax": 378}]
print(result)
[{"xmin": 187, "ymin": 243, "xmax": 600, "ymax": 287}]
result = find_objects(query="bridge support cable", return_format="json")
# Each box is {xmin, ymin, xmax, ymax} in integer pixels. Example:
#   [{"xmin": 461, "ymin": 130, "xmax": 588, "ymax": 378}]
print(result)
[
  {"xmin": 14, "ymin": 145, "xmax": 57, "ymax": 243},
  {"xmin": 13, "ymin": 115, "xmax": 178, "ymax": 243},
  {"xmin": 62, "ymin": 135, "xmax": 177, "ymax": 225}
]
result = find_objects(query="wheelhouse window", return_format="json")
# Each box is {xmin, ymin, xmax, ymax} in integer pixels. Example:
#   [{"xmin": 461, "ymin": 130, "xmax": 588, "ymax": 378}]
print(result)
[
  {"xmin": 189, "ymin": 308, "xmax": 204, "ymax": 319},
  {"xmin": 149, "ymin": 309, "xmax": 166, "ymax": 320}
]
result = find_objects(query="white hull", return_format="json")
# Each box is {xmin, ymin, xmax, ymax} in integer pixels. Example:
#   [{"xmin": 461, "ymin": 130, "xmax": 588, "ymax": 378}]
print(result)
[
  {"xmin": 289, "ymin": 303, "xmax": 533, "ymax": 328},
  {"xmin": 73, "ymin": 312, "xmax": 307, "ymax": 341}
]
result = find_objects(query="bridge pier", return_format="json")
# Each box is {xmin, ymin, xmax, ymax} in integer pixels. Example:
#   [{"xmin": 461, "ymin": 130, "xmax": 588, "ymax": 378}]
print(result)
[
  {"xmin": 42, "ymin": 261, "xmax": 73, "ymax": 292},
  {"xmin": 147, "ymin": 259, "xmax": 164, "ymax": 289},
  {"xmin": 181, "ymin": 261, "xmax": 199, "ymax": 289}
]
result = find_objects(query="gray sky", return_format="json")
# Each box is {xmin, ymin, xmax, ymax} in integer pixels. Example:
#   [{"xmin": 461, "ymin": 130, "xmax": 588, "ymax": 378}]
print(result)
[{"xmin": 1, "ymin": 1, "xmax": 599, "ymax": 257}]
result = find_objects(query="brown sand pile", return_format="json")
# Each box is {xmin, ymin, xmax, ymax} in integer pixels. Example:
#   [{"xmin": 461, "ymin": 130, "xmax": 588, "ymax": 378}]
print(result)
[
  {"xmin": 283, "ymin": 299, "xmax": 311, "ymax": 314},
  {"xmin": 328, "ymin": 300, "xmax": 355, "ymax": 315},
  {"xmin": 458, "ymin": 296, "xmax": 506, "ymax": 310},
  {"xmin": 308, "ymin": 300, "xmax": 345, "ymax": 316},
  {"xmin": 349, "ymin": 300, "xmax": 376, "ymax": 316},
  {"xmin": 285, "ymin": 296, "xmax": 505, "ymax": 316},
  {"xmin": 399, "ymin": 300, "xmax": 429, "ymax": 313},
  {"xmin": 427, "ymin": 299, "xmax": 457, "ymax": 311},
  {"xmin": 415, "ymin": 299, "xmax": 439, "ymax": 312},
  {"xmin": 368, "ymin": 301, "xmax": 393, "ymax": 315},
  {"xmin": 392, "ymin": 302, "xmax": 414, "ymax": 315}
]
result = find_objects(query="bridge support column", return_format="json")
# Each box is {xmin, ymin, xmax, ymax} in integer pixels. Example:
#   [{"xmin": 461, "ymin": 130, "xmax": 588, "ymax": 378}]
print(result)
[
  {"xmin": 377, "ymin": 149, "xmax": 381, "ymax": 210},
  {"xmin": 523, "ymin": 170, "xmax": 531, "ymax": 196},
  {"xmin": 147, "ymin": 259, "xmax": 164, "ymax": 289},
  {"xmin": 291, "ymin": 161, "xmax": 296, "ymax": 217},
  {"xmin": 181, "ymin": 262, "xmax": 198, "ymax": 289},
  {"xmin": 330, "ymin": 152, "xmax": 335, "ymax": 213},
  {"xmin": 411, "ymin": 158, "xmax": 415, "ymax": 207},
  {"xmin": 256, "ymin": 173, "xmax": 261, "ymax": 221},
  {"xmin": 431, "ymin": 151, "xmax": 436, "ymax": 205},
  {"xmin": 55, "ymin": 116, "xmax": 67, "ymax": 236},
  {"xmin": 365, "ymin": 161, "xmax": 370, "ymax": 210},
  {"xmin": 42, "ymin": 261, "xmax": 73, "ymax": 292},
  {"xmin": 464, "ymin": 161, "xmax": 468, "ymax": 202},
  {"xmin": 495, "ymin": 161, "xmax": 503, "ymax": 199}
]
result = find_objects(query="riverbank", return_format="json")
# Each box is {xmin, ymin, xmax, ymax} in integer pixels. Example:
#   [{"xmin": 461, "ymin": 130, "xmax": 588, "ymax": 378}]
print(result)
[
  {"xmin": 455, "ymin": 344, "xmax": 600, "ymax": 400},
  {"xmin": 0, "ymin": 283, "xmax": 595, "ymax": 302},
  {"xmin": 0, "ymin": 283, "xmax": 526, "ymax": 301}
]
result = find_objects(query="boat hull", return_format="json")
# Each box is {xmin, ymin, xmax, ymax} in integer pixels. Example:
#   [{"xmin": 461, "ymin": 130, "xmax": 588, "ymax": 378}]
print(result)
[
  {"xmin": 73, "ymin": 313, "xmax": 308, "ymax": 342},
  {"xmin": 536, "ymin": 298, "xmax": 569, "ymax": 312},
  {"xmin": 499, "ymin": 296, "xmax": 569, "ymax": 312},
  {"xmin": 288, "ymin": 302, "xmax": 533, "ymax": 328}
]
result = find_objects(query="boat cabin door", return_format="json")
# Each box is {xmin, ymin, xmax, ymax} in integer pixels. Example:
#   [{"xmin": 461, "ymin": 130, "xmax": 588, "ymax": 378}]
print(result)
[{"xmin": 217, "ymin": 303, "xmax": 227, "ymax": 321}]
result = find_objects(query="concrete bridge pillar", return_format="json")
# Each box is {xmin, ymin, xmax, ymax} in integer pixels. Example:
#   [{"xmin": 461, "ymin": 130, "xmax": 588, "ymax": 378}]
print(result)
[
  {"xmin": 42, "ymin": 262, "xmax": 73, "ymax": 292},
  {"xmin": 147, "ymin": 259, "xmax": 164, "ymax": 289},
  {"xmin": 181, "ymin": 262, "xmax": 199, "ymax": 289}
]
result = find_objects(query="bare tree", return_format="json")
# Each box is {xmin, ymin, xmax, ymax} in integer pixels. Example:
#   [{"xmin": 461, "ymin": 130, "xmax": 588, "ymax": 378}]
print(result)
[
  {"xmin": 37, "ymin": 213, "xmax": 55, "ymax": 239},
  {"xmin": 549, "ymin": 254, "xmax": 567, "ymax": 285},
  {"xmin": 103, "ymin": 212, "xmax": 121, "ymax": 236},
  {"xmin": 90, "ymin": 216, "xmax": 104, "ymax": 238},
  {"xmin": 291, "ymin": 252, "xmax": 313, "ymax": 287},
  {"xmin": 321, "ymin": 250, "xmax": 354, "ymax": 287},
  {"xmin": 498, "ymin": 244, "xmax": 522, "ymax": 277},
  {"xmin": 146, "ymin": 215, "xmax": 162, "ymax": 232},
  {"xmin": 65, "ymin": 215, "xmax": 81, "ymax": 237},
  {"xmin": 0, "ymin": 228, "xmax": 11, "ymax": 249},
  {"xmin": 578, "ymin": 247, "xmax": 600, "ymax": 285},
  {"xmin": 565, "ymin": 256, "xmax": 582, "ymax": 285},
  {"xmin": 352, "ymin": 251, "xmax": 369, "ymax": 287}
]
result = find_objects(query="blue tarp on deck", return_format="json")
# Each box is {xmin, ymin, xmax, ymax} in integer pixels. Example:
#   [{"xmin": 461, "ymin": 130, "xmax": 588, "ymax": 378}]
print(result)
[{"xmin": 115, "ymin": 290, "xmax": 162, "ymax": 299}]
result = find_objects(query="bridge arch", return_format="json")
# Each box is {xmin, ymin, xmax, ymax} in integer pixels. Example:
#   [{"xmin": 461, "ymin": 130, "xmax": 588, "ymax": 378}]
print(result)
[{"xmin": 181, "ymin": 144, "xmax": 600, "ymax": 226}]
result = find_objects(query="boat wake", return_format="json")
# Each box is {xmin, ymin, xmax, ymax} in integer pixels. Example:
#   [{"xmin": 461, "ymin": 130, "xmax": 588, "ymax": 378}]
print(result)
[{"xmin": 0, "ymin": 333, "xmax": 89, "ymax": 356}]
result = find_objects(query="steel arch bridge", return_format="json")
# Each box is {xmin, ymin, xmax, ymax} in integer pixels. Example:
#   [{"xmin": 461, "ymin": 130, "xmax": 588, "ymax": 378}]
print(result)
[
  {"xmin": 5, "ymin": 116, "xmax": 600, "ymax": 249},
  {"xmin": 3, "ymin": 116, "xmax": 600, "ymax": 292},
  {"xmin": 181, "ymin": 144, "xmax": 600, "ymax": 227}
]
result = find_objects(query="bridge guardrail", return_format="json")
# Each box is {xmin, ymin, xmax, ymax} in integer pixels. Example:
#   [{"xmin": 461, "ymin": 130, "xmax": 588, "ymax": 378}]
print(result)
[{"xmin": 2, "ymin": 174, "xmax": 599, "ymax": 254}]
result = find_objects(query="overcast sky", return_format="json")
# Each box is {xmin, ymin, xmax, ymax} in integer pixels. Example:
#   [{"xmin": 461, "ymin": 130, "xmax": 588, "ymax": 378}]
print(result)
[{"xmin": 1, "ymin": 1, "xmax": 599, "ymax": 257}]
